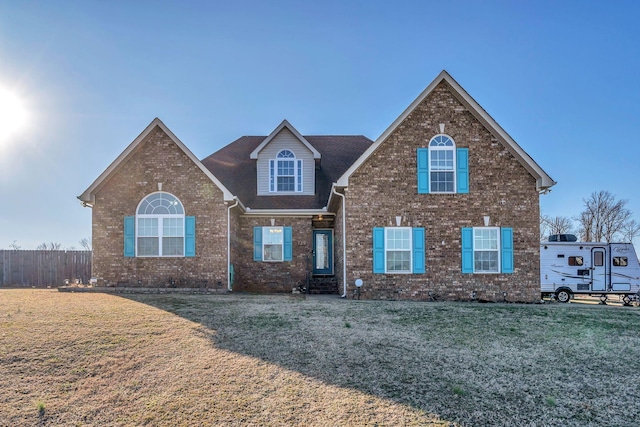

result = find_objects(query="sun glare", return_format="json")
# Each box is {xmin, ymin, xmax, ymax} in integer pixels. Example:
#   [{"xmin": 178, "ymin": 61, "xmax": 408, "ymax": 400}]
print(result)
[{"xmin": 0, "ymin": 86, "xmax": 28, "ymax": 141}]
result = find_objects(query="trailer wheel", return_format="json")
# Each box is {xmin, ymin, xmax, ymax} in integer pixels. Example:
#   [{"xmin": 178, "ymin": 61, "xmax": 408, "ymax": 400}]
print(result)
[
  {"xmin": 622, "ymin": 295, "xmax": 632, "ymax": 306},
  {"xmin": 556, "ymin": 289, "xmax": 571, "ymax": 303}
]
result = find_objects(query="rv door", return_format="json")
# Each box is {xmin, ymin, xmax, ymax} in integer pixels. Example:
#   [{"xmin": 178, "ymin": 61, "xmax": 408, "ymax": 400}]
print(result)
[{"xmin": 591, "ymin": 248, "xmax": 607, "ymax": 291}]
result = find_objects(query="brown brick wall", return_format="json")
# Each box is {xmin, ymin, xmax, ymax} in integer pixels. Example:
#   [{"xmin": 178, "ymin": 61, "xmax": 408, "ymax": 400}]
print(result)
[
  {"xmin": 232, "ymin": 216, "xmax": 313, "ymax": 293},
  {"xmin": 344, "ymin": 81, "xmax": 541, "ymax": 302},
  {"xmin": 91, "ymin": 126, "xmax": 229, "ymax": 289}
]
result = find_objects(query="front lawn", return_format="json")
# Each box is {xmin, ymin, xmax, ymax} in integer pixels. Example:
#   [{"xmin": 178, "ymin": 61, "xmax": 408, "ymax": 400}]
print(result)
[{"xmin": 1, "ymin": 290, "xmax": 639, "ymax": 426}]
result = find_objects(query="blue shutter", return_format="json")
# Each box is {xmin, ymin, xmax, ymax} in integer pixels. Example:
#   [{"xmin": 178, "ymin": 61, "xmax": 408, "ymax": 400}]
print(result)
[
  {"xmin": 412, "ymin": 227, "xmax": 425, "ymax": 274},
  {"xmin": 461, "ymin": 227, "xmax": 474, "ymax": 273},
  {"xmin": 283, "ymin": 226, "xmax": 293, "ymax": 261},
  {"xmin": 373, "ymin": 227, "xmax": 385, "ymax": 274},
  {"xmin": 253, "ymin": 226, "xmax": 263, "ymax": 261},
  {"xmin": 297, "ymin": 160, "xmax": 302, "ymax": 192},
  {"xmin": 417, "ymin": 148, "xmax": 429, "ymax": 194},
  {"xmin": 185, "ymin": 216, "xmax": 196, "ymax": 257},
  {"xmin": 124, "ymin": 216, "xmax": 135, "ymax": 257},
  {"xmin": 456, "ymin": 148, "xmax": 469, "ymax": 194},
  {"xmin": 501, "ymin": 227, "xmax": 514, "ymax": 273}
]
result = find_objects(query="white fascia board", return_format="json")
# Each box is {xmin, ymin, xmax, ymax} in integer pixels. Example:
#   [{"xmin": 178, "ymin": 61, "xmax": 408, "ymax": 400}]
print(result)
[
  {"xmin": 78, "ymin": 118, "xmax": 236, "ymax": 203},
  {"xmin": 336, "ymin": 70, "xmax": 556, "ymax": 191},
  {"xmin": 249, "ymin": 119, "xmax": 321, "ymax": 159}
]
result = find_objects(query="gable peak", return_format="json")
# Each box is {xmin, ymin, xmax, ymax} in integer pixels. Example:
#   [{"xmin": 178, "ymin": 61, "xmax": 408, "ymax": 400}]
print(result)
[{"xmin": 249, "ymin": 119, "xmax": 321, "ymax": 159}]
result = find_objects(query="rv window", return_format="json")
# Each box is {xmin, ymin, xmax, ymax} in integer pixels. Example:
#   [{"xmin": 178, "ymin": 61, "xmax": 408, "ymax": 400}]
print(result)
[
  {"xmin": 557, "ymin": 254, "xmax": 565, "ymax": 258},
  {"xmin": 568, "ymin": 256, "xmax": 583, "ymax": 266},
  {"xmin": 594, "ymin": 251, "xmax": 604, "ymax": 267},
  {"xmin": 613, "ymin": 257, "xmax": 628, "ymax": 267}
]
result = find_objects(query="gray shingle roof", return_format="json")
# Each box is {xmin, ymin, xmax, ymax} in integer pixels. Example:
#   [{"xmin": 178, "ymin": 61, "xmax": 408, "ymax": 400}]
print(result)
[{"xmin": 200, "ymin": 135, "xmax": 374, "ymax": 210}]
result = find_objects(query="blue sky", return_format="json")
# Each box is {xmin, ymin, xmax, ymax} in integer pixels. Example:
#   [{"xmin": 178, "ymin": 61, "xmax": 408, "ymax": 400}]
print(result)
[{"xmin": 0, "ymin": 0, "xmax": 639, "ymax": 249}]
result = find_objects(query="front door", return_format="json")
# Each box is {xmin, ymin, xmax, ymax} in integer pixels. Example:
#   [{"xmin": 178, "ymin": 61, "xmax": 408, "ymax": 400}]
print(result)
[
  {"xmin": 312, "ymin": 230, "xmax": 333, "ymax": 275},
  {"xmin": 591, "ymin": 248, "xmax": 607, "ymax": 291}
]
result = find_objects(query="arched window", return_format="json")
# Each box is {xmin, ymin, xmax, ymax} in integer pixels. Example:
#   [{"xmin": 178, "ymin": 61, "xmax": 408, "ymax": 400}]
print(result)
[
  {"xmin": 270, "ymin": 150, "xmax": 302, "ymax": 192},
  {"xmin": 428, "ymin": 135, "xmax": 456, "ymax": 193},
  {"xmin": 136, "ymin": 192, "xmax": 185, "ymax": 256}
]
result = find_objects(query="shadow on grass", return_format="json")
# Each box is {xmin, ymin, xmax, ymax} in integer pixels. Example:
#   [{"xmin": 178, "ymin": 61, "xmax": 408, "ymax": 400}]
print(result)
[{"xmin": 121, "ymin": 292, "xmax": 640, "ymax": 427}]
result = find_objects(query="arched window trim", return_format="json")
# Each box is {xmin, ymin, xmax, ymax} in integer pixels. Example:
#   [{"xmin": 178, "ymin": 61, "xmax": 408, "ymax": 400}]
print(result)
[
  {"xmin": 270, "ymin": 150, "xmax": 303, "ymax": 193},
  {"xmin": 135, "ymin": 192, "xmax": 186, "ymax": 257},
  {"xmin": 428, "ymin": 134, "xmax": 456, "ymax": 193}
]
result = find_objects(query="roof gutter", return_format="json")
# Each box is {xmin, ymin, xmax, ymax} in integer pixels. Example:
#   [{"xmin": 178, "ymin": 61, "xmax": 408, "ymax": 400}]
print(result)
[
  {"xmin": 227, "ymin": 197, "xmax": 240, "ymax": 291},
  {"xmin": 331, "ymin": 185, "xmax": 347, "ymax": 298}
]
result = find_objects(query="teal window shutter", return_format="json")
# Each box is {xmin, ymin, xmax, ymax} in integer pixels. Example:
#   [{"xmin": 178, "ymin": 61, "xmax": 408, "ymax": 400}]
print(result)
[
  {"xmin": 283, "ymin": 226, "xmax": 293, "ymax": 261},
  {"xmin": 461, "ymin": 227, "xmax": 473, "ymax": 273},
  {"xmin": 185, "ymin": 216, "xmax": 196, "ymax": 257},
  {"xmin": 456, "ymin": 148, "xmax": 469, "ymax": 194},
  {"xmin": 412, "ymin": 227, "xmax": 425, "ymax": 273},
  {"xmin": 253, "ymin": 226, "xmax": 262, "ymax": 261},
  {"xmin": 501, "ymin": 227, "xmax": 514, "ymax": 273},
  {"xmin": 417, "ymin": 148, "xmax": 429, "ymax": 194},
  {"xmin": 373, "ymin": 227, "xmax": 385, "ymax": 273},
  {"xmin": 124, "ymin": 216, "xmax": 135, "ymax": 257}
]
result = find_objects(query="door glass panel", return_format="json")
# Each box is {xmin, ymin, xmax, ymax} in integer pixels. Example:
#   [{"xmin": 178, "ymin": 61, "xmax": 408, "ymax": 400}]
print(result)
[
  {"xmin": 315, "ymin": 233, "xmax": 329, "ymax": 270},
  {"xmin": 594, "ymin": 251, "xmax": 604, "ymax": 266}
]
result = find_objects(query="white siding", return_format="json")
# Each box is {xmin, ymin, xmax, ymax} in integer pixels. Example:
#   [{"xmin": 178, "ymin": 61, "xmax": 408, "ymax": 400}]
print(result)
[{"xmin": 256, "ymin": 128, "xmax": 315, "ymax": 195}]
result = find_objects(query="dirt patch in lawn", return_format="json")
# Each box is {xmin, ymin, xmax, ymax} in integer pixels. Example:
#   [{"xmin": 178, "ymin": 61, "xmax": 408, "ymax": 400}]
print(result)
[{"xmin": 2, "ymin": 290, "xmax": 640, "ymax": 426}]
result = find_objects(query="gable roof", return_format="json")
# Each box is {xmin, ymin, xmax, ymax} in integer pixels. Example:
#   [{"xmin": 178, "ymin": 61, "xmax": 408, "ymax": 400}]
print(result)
[
  {"xmin": 249, "ymin": 119, "xmax": 321, "ymax": 160},
  {"xmin": 78, "ymin": 118, "xmax": 235, "ymax": 204},
  {"xmin": 336, "ymin": 70, "xmax": 556, "ymax": 192},
  {"xmin": 201, "ymin": 133, "xmax": 374, "ymax": 211}
]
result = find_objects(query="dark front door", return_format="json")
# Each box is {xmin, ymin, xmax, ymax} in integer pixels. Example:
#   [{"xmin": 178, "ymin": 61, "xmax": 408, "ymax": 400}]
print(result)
[{"xmin": 312, "ymin": 230, "xmax": 333, "ymax": 275}]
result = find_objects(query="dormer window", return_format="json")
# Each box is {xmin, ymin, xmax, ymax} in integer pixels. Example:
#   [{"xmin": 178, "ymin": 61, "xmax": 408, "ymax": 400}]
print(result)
[{"xmin": 270, "ymin": 150, "xmax": 302, "ymax": 192}]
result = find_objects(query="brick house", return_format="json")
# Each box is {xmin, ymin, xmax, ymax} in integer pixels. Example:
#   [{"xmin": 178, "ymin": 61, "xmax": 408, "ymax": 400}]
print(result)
[{"xmin": 79, "ymin": 70, "xmax": 555, "ymax": 301}]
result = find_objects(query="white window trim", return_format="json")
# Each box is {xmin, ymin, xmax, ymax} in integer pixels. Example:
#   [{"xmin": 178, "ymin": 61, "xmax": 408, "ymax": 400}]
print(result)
[
  {"xmin": 472, "ymin": 226, "xmax": 501, "ymax": 273},
  {"xmin": 269, "ymin": 150, "xmax": 303, "ymax": 193},
  {"xmin": 428, "ymin": 134, "xmax": 456, "ymax": 194},
  {"xmin": 135, "ymin": 192, "xmax": 186, "ymax": 258},
  {"xmin": 262, "ymin": 226, "xmax": 284, "ymax": 262},
  {"xmin": 384, "ymin": 227, "xmax": 412, "ymax": 274}
]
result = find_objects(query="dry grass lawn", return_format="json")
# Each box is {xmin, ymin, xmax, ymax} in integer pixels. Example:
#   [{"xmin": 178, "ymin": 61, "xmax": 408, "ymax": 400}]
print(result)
[{"xmin": 1, "ymin": 290, "xmax": 639, "ymax": 426}]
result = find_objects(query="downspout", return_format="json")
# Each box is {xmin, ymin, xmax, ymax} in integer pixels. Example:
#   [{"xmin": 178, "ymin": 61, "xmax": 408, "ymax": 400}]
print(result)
[
  {"xmin": 227, "ymin": 197, "xmax": 239, "ymax": 291},
  {"xmin": 331, "ymin": 186, "xmax": 347, "ymax": 298}
]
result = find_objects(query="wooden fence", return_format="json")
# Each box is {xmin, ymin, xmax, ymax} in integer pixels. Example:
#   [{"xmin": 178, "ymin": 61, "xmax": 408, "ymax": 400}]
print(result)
[{"xmin": 0, "ymin": 250, "xmax": 92, "ymax": 287}]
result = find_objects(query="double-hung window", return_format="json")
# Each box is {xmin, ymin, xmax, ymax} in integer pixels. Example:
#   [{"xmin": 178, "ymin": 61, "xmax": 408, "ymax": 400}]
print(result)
[
  {"xmin": 124, "ymin": 192, "xmax": 196, "ymax": 258},
  {"xmin": 373, "ymin": 227, "xmax": 425, "ymax": 274},
  {"xmin": 417, "ymin": 135, "xmax": 469, "ymax": 194},
  {"xmin": 269, "ymin": 150, "xmax": 303, "ymax": 192},
  {"xmin": 385, "ymin": 228, "xmax": 412, "ymax": 273},
  {"xmin": 429, "ymin": 135, "xmax": 455, "ymax": 193},
  {"xmin": 253, "ymin": 226, "xmax": 293, "ymax": 262},
  {"xmin": 461, "ymin": 227, "xmax": 513, "ymax": 274}
]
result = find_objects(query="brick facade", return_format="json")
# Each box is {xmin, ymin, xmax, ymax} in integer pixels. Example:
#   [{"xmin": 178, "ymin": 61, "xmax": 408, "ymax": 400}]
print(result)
[
  {"xmin": 91, "ymin": 127, "xmax": 229, "ymax": 289},
  {"xmin": 232, "ymin": 216, "xmax": 313, "ymax": 293},
  {"xmin": 343, "ymin": 81, "xmax": 540, "ymax": 302},
  {"xmin": 83, "ymin": 73, "xmax": 551, "ymax": 301}
]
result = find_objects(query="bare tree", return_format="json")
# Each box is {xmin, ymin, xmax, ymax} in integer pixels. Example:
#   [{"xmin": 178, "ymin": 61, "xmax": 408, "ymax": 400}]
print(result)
[
  {"xmin": 540, "ymin": 215, "xmax": 573, "ymax": 241},
  {"xmin": 620, "ymin": 219, "xmax": 640, "ymax": 243},
  {"xmin": 576, "ymin": 191, "xmax": 631, "ymax": 242},
  {"xmin": 9, "ymin": 240, "xmax": 21, "ymax": 250},
  {"xmin": 36, "ymin": 242, "xmax": 63, "ymax": 250},
  {"xmin": 79, "ymin": 237, "xmax": 92, "ymax": 251}
]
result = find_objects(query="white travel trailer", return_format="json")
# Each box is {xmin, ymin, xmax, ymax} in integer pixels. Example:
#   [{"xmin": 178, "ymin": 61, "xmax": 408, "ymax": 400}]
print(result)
[{"xmin": 541, "ymin": 235, "xmax": 640, "ymax": 304}]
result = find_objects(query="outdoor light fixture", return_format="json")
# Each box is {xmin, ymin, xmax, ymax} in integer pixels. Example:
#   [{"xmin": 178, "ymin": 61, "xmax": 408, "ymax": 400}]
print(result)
[
  {"xmin": 395, "ymin": 216, "xmax": 402, "ymax": 226},
  {"xmin": 483, "ymin": 216, "xmax": 490, "ymax": 226}
]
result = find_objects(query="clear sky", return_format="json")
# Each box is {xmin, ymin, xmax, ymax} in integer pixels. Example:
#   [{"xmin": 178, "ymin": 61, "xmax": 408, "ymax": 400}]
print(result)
[{"xmin": 1, "ymin": 0, "xmax": 639, "ymax": 249}]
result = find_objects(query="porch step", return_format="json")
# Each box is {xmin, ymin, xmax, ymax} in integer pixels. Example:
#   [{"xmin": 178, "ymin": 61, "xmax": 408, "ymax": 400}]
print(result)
[{"xmin": 308, "ymin": 276, "xmax": 338, "ymax": 294}]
